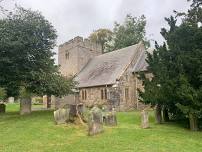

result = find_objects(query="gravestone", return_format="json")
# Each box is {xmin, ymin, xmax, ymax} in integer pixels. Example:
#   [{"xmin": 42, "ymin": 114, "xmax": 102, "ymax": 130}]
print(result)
[
  {"xmin": 8, "ymin": 97, "xmax": 14, "ymax": 104},
  {"xmin": 69, "ymin": 105, "xmax": 77, "ymax": 116},
  {"xmin": 103, "ymin": 109, "xmax": 117, "ymax": 126},
  {"xmin": 20, "ymin": 98, "xmax": 31, "ymax": 115},
  {"xmin": 54, "ymin": 108, "xmax": 70, "ymax": 125},
  {"xmin": 0, "ymin": 103, "xmax": 6, "ymax": 114},
  {"xmin": 141, "ymin": 110, "xmax": 149, "ymax": 129},
  {"xmin": 88, "ymin": 106, "xmax": 104, "ymax": 136}
]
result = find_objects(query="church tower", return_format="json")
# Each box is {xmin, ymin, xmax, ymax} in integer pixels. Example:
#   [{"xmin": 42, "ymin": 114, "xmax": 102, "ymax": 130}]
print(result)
[{"xmin": 58, "ymin": 36, "xmax": 102, "ymax": 77}]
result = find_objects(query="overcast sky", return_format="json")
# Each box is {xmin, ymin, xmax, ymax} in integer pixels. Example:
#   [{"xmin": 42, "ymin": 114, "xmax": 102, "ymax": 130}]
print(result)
[{"xmin": 2, "ymin": 0, "xmax": 190, "ymax": 62}]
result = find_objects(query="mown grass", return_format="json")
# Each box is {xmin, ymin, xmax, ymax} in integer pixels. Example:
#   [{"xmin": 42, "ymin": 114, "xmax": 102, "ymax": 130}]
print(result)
[{"xmin": 0, "ymin": 103, "xmax": 202, "ymax": 152}]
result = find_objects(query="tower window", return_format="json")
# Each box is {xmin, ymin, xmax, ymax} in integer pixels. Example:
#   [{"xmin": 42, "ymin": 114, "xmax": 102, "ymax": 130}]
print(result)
[
  {"xmin": 65, "ymin": 51, "xmax": 69, "ymax": 59},
  {"xmin": 125, "ymin": 88, "xmax": 129, "ymax": 100}
]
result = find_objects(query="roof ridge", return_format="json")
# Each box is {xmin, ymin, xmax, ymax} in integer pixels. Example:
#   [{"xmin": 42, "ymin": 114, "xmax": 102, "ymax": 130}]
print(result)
[
  {"xmin": 75, "ymin": 42, "xmax": 146, "ymax": 88},
  {"xmin": 93, "ymin": 43, "xmax": 140, "ymax": 59}
]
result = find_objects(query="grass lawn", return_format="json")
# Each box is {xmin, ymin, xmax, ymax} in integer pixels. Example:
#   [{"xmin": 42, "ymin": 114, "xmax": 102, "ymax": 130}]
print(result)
[{"xmin": 0, "ymin": 104, "xmax": 202, "ymax": 152}]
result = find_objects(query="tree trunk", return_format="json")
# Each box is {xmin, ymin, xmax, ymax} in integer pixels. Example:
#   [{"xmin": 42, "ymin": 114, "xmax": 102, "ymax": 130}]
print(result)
[
  {"xmin": 163, "ymin": 107, "xmax": 169, "ymax": 122},
  {"xmin": 20, "ymin": 98, "xmax": 31, "ymax": 115},
  {"xmin": 189, "ymin": 113, "xmax": 198, "ymax": 131},
  {"xmin": 47, "ymin": 95, "xmax": 51, "ymax": 109},
  {"xmin": 155, "ymin": 104, "xmax": 162, "ymax": 124},
  {"xmin": 0, "ymin": 103, "xmax": 6, "ymax": 114}
]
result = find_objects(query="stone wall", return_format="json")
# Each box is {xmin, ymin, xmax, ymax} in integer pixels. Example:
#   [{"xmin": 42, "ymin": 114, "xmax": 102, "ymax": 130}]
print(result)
[
  {"xmin": 79, "ymin": 86, "xmax": 109, "ymax": 107},
  {"xmin": 77, "ymin": 72, "xmax": 141, "ymax": 111},
  {"xmin": 78, "ymin": 74, "xmax": 147, "ymax": 111},
  {"xmin": 58, "ymin": 36, "xmax": 102, "ymax": 77},
  {"xmin": 116, "ymin": 44, "xmax": 148, "ymax": 111},
  {"xmin": 54, "ymin": 94, "xmax": 79, "ymax": 109}
]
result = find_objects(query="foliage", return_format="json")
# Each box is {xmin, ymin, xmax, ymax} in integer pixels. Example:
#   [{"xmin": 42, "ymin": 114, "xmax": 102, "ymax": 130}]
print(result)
[
  {"xmin": 139, "ymin": 0, "xmax": 202, "ymax": 129},
  {"xmin": 0, "ymin": 6, "xmax": 74, "ymax": 98},
  {"xmin": 26, "ymin": 71, "xmax": 75, "ymax": 97},
  {"xmin": 106, "ymin": 14, "xmax": 150, "ymax": 51},
  {"xmin": 89, "ymin": 28, "xmax": 113, "ymax": 52},
  {"xmin": 0, "ymin": 87, "xmax": 6, "ymax": 101}
]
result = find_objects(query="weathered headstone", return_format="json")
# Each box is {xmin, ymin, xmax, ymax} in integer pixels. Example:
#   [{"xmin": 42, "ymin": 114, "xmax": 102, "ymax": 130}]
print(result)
[
  {"xmin": 0, "ymin": 103, "xmax": 6, "ymax": 114},
  {"xmin": 88, "ymin": 106, "xmax": 104, "ymax": 136},
  {"xmin": 54, "ymin": 108, "xmax": 70, "ymax": 125},
  {"xmin": 141, "ymin": 110, "xmax": 149, "ymax": 129},
  {"xmin": 20, "ymin": 98, "xmax": 31, "ymax": 115},
  {"xmin": 103, "ymin": 109, "xmax": 117, "ymax": 126},
  {"xmin": 8, "ymin": 97, "xmax": 14, "ymax": 104},
  {"xmin": 43, "ymin": 95, "xmax": 47, "ymax": 108}
]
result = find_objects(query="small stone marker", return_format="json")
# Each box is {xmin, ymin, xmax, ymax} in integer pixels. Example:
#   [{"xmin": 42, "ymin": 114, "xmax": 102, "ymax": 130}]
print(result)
[
  {"xmin": 141, "ymin": 110, "xmax": 149, "ymax": 129},
  {"xmin": 103, "ymin": 108, "xmax": 117, "ymax": 126},
  {"xmin": 20, "ymin": 98, "xmax": 31, "ymax": 115},
  {"xmin": 54, "ymin": 108, "xmax": 70, "ymax": 125},
  {"xmin": 88, "ymin": 106, "xmax": 104, "ymax": 136},
  {"xmin": 8, "ymin": 97, "xmax": 14, "ymax": 104}
]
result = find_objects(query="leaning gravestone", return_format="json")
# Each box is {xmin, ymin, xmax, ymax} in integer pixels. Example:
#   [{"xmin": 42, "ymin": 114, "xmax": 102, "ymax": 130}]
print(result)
[
  {"xmin": 103, "ymin": 109, "xmax": 117, "ymax": 126},
  {"xmin": 20, "ymin": 98, "xmax": 31, "ymax": 115},
  {"xmin": 88, "ymin": 106, "xmax": 104, "ymax": 136},
  {"xmin": 141, "ymin": 110, "xmax": 149, "ymax": 129},
  {"xmin": 54, "ymin": 108, "xmax": 70, "ymax": 125}
]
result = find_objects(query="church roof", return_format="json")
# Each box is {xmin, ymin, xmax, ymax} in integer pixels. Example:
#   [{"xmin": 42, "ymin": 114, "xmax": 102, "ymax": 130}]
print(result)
[
  {"xmin": 75, "ymin": 42, "xmax": 147, "ymax": 88},
  {"xmin": 132, "ymin": 48, "xmax": 149, "ymax": 73}
]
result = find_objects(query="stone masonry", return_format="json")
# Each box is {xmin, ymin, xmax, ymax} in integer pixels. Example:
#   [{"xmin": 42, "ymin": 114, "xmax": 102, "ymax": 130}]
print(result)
[
  {"xmin": 58, "ymin": 36, "xmax": 102, "ymax": 77},
  {"xmin": 57, "ymin": 36, "xmax": 149, "ymax": 111}
]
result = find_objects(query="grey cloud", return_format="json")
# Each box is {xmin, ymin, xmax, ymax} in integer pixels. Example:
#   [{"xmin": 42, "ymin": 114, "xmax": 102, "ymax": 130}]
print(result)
[{"xmin": 2, "ymin": 0, "xmax": 191, "ymax": 63}]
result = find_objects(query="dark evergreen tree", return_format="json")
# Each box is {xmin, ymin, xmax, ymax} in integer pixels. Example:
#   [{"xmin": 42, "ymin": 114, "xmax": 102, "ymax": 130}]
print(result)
[{"xmin": 139, "ymin": 0, "xmax": 202, "ymax": 130}]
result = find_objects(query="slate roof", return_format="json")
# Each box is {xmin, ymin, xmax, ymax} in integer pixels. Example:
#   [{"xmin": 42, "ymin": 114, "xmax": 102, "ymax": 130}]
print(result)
[
  {"xmin": 75, "ymin": 42, "xmax": 147, "ymax": 88},
  {"xmin": 132, "ymin": 48, "xmax": 148, "ymax": 73}
]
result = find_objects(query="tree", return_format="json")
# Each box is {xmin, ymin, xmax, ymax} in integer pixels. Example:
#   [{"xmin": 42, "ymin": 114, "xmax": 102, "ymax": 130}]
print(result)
[
  {"xmin": 0, "ymin": 6, "xmax": 75, "ymax": 111},
  {"xmin": 106, "ymin": 14, "xmax": 149, "ymax": 51},
  {"xmin": 89, "ymin": 28, "xmax": 112, "ymax": 53},
  {"xmin": 0, "ymin": 87, "xmax": 6, "ymax": 113},
  {"xmin": 0, "ymin": 6, "xmax": 57, "ymax": 96},
  {"xmin": 139, "ymin": 0, "xmax": 202, "ymax": 130}
]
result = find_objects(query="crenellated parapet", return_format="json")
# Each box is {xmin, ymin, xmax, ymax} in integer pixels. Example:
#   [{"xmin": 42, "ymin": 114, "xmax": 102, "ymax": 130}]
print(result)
[
  {"xmin": 59, "ymin": 36, "xmax": 102, "ymax": 53},
  {"xmin": 58, "ymin": 36, "xmax": 102, "ymax": 77}
]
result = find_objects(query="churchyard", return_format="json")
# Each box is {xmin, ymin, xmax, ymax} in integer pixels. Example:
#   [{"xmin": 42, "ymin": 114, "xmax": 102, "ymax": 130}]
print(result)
[
  {"xmin": 0, "ymin": 103, "xmax": 202, "ymax": 152},
  {"xmin": 1, "ymin": 0, "xmax": 202, "ymax": 151}
]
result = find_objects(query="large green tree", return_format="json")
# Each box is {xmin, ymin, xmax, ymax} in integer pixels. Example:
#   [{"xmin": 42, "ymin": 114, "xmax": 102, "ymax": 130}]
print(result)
[
  {"xmin": 106, "ymin": 14, "xmax": 149, "ymax": 51},
  {"xmin": 0, "ymin": 7, "xmax": 74, "ymax": 102},
  {"xmin": 139, "ymin": 0, "xmax": 202, "ymax": 130},
  {"xmin": 89, "ymin": 28, "xmax": 112, "ymax": 53}
]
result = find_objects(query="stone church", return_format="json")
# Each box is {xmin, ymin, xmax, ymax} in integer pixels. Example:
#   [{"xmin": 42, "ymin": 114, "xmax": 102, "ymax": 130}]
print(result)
[{"xmin": 57, "ymin": 36, "xmax": 149, "ymax": 111}]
